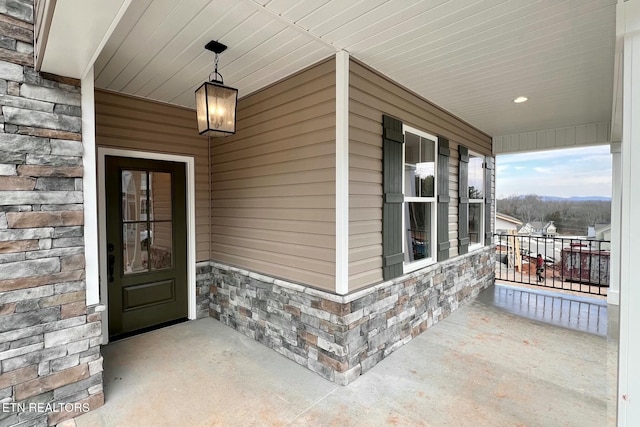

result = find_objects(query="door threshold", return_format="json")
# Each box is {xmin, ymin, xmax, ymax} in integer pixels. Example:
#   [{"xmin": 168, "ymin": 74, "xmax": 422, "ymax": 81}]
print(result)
[{"xmin": 109, "ymin": 317, "xmax": 189, "ymax": 342}]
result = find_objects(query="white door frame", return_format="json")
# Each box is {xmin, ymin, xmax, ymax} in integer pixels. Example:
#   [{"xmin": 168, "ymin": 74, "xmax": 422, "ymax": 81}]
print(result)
[{"xmin": 97, "ymin": 147, "xmax": 197, "ymax": 343}]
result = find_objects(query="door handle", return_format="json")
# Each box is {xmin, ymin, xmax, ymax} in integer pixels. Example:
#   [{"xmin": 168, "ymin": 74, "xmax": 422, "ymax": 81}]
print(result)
[
  {"xmin": 108, "ymin": 255, "xmax": 115, "ymax": 282},
  {"xmin": 107, "ymin": 243, "xmax": 115, "ymax": 283}
]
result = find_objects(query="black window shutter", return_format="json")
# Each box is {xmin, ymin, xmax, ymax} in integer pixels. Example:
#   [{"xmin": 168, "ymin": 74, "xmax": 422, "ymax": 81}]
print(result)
[
  {"xmin": 382, "ymin": 115, "xmax": 404, "ymax": 280},
  {"xmin": 437, "ymin": 137, "xmax": 450, "ymax": 261},
  {"xmin": 484, "ymin": 156, "xmax": 494, "ymax": 245},
  {"xmin": 458, "ymin": 145, "xmax": 469, "ymax": 255}
]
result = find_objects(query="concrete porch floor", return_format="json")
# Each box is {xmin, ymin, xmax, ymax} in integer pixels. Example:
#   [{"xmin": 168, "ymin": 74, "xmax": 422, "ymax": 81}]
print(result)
[{"xmin": 76, "ymin": 284, "xmax": 617, "ymax": 426}]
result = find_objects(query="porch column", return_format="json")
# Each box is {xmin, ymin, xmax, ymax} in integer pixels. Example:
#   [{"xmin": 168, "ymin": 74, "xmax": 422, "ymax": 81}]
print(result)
[
  {"xmin": 608, "ymin": 141, "xmax": 621, "ymax": 306},
  {"xmin": 335, "ymin": 50, "xmax": 349, "ymax": 295},
  {"xmin": 82, "ymin": 66, "xmax": 99, "ymax": 306},
  {"xmin": 618, "ymin": 0, "xmax": 640, "ymax": 425}
]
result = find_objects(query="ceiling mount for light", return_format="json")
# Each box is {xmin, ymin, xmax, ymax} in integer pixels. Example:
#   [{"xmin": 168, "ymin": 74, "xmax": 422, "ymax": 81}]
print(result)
[
  {"xmin": 205, "ymin": 40, "xmax": 227, "ymax": 54},
  {"xmin": 513, "ymin": 96, "xmax": 528, "ymax": 103},
  {"xmin": 195, "ymin": 40, "xmax": 238, "ymax": 137}
]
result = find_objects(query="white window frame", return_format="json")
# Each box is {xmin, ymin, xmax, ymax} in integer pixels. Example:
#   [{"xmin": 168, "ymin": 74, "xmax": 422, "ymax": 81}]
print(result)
[
  {"xmin": 402, "ymin": 125, "xmax": 438, "ymax": 273},
  {"xmin": 468, "ymin": 151, "xmax": 485, "ymax": 251}
]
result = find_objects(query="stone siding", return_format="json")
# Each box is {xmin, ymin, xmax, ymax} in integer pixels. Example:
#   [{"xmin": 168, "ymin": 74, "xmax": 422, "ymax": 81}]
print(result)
[
  {"xmin": 196, "ymin": 261, "xmax": 212, "ymax": 319},
  {"xmin": 0, "ymin": 1, "xmax": 103, "ymax": 425},
  {"xmin": 210, "ymin": 247, "xmax": 494, "ymax": 385}
]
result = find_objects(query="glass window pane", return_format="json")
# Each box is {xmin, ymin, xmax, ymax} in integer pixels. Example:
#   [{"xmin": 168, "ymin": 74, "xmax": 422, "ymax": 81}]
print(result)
[
  {"xmin": 416, "ymin": 161, "xmax": 435, "ymax": 197},
  {"xmin": 121, "ymin": 171, "xmax": 147, "ymax": 222},
  {"xmin": 405, "ymin": 202, "xmax": 431, "ymax": 262},
  {"xmin": 404, "ymin": 132, "xmax": 435, "ymax": 197},
  {"xmin": 469, "ymin": 203, "xmax": 482, "ymax": 244},
  {"xmin": 418, "ymin": 137, "xmax": 435, "ymax": 197},
  {"xmin": 468, "ymin": 155, "xmax": 484, "ymax": 199},
  {"xmin": 405, "ymin": 132, "xmax": 421, "ymax": 164},
  {"xmin": 405, "ymin": 164, "xmax": 419, "ymax": 197},
  {"xmin": 123, "ymin": 222, "xmax": 148, "ymax": 274},
  {"xmin": 149, "ymin": 172, "xmax": 172, "ymax": 221},
  {"xmin": 149, "ymin": 221, "xmax": 173, "ymax": 270}
]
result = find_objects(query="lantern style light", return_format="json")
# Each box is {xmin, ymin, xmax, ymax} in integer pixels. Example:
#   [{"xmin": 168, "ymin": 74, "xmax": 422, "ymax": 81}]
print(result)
[{"xmin": 195, "ymin": 40, "xmax": 238, "ymax": 136}]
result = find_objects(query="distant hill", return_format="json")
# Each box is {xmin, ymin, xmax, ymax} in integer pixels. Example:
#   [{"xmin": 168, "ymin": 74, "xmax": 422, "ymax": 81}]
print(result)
[
  {"xmin": 498, "ymin": 194, "xmax": 611, "ymax": 234},
  {"xmin": 539, "ymin": 196, "xmax": 611, "ymax": 202}
]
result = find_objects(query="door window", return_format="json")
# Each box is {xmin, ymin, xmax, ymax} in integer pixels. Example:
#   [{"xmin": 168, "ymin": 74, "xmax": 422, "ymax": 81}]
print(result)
[{"xmin": 121, "ymin": 170, "xmax": 173, "ymax": 274}]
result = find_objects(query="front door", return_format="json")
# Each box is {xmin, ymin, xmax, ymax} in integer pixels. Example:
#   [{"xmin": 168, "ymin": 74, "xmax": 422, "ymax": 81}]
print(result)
[{"xmin": 105, "ymin": 156, "xmax": 188, "ymax": 338}]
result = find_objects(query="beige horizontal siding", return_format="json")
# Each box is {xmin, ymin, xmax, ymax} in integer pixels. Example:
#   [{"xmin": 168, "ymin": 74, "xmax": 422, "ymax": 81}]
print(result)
[
  {"xmin": 211, "ymin": 226, "xmax": 335, "ymax": 248},
  {"xmin": 210, "ymin": 58, "xmax": 337, "ymax": 291},
  {"xmin": 213, "ymin": 217, "xmax": 335, "ymax": 236},
  {"xmin": 348, "ymin": 59, "xmax": 492, "ymax": 292},
  {"xmin": 95, "ymin": 89, "xmax": 210, "ymax": 262},
  {"xmin": 350, "ymin": 63, "xmax": 492, "ymax": 153}
]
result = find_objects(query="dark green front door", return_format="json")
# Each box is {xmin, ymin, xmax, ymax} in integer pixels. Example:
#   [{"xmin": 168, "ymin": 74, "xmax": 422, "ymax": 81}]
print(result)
[{"xmin": 105, "ymin": 156, "xmax": 188, "ymax": 338}]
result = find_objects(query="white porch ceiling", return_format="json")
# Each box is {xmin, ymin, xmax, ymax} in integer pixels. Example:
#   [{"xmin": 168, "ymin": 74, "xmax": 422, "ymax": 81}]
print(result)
[{"xmin": 92, "ymin": 0, "xmax": 616, "ymax": 137}]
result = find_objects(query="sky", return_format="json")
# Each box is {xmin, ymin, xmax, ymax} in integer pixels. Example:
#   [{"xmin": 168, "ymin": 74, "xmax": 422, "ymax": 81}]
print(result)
[{"xmin": 496, "ymin": 145, "xmax": 612, "ymax": 199}]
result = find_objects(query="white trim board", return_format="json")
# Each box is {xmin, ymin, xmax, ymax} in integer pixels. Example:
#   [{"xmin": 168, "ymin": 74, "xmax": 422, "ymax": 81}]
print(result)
[
  {"xmin": 82, "ymin": 68, "xmax": 99, "ymax": 307},
  {"xmin": 335, "ymin": 50, "xmax": 349, "ymax": 295},
  {"xmin": 618, "ymin": 8, "xmax": 640, "ymax": 422},
  {"xmin": 96, "ymin": 147, "xmax": 197, "ymax": 344}
]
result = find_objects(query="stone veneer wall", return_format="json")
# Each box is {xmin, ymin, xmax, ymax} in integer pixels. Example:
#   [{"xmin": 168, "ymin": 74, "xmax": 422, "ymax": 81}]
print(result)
[
  {"xmin": 0, "ymin": 1, "xmax": 103, "ymax": 426},
  {"xmin": 209, "ymin": 246, "xmax": 494, "ymax": 385},
  {"xmin": 196, "ymin": 261, "xmax": 212, "ymax": 319}
]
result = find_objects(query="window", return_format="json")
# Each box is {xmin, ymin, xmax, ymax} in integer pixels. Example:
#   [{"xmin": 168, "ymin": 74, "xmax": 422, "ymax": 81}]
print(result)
[
  {"xmin": 403, "ymin": 126, "xmax": 437, "ymax": 269},
  {"xmin": 468, "ymin": 152, "xmax": 484, "ymax": 248},
  {"xmin": 140, "ymin": 196, "xmax": 148, "ymax": 219}
]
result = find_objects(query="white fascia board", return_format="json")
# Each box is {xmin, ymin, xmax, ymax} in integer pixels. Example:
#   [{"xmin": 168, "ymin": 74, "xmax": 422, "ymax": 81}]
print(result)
[
  {"xmin": 41, "ymin": 0, "xmax": 131, "ymax": 79},
  {"xmin": 492, "ymin": 121, "xmax": 611, "ymax": 155}
]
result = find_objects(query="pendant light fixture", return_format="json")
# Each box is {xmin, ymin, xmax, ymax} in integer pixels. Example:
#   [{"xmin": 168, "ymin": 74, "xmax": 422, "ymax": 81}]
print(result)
[{"xmin": 195, "ymin": 40, "xmax": 238, "ymax": 136}]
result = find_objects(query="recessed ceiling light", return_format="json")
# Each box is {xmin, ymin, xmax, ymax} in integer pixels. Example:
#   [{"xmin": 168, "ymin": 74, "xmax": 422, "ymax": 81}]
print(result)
[{"xmin": 513, "ymin": 96, "xmax": 528, "ymax": 103}]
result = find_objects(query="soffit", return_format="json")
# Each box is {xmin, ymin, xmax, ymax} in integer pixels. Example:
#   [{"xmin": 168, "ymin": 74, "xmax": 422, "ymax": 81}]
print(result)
[
  {"xmin": 38, "ymin": 0, "xmax": 131, "ymax": 79},
  {"xmin": 91, "ymin": 0, "xmax": 617, "ymax": 137}
]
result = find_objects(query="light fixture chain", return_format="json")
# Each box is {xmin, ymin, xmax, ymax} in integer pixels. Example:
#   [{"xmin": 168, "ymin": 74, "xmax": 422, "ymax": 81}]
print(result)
[{"xmin": 209, "ymin": 52, "xmax": 224, "ymax": 84}]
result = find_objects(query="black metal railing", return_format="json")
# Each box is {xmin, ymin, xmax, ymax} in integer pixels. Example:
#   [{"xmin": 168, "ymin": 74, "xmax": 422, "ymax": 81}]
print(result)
[{"xmin": 494, "ymin": 233, "xmax": 611, "ymax": 296}]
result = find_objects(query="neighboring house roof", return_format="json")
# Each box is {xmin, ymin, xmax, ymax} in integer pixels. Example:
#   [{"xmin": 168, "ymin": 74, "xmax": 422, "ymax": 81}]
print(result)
[
  {"xmin": 517, "ymin": 223, "xmax": 534, "ymax": 235},
  {"xmin": 595, "ymin": 223, "xmax": 611, "ymax": 234},
  {"xmin": 530, "ymin": 221, "xmax": 556, "ymax": 230},
  {"xmin": 518, "ymin": 221, "xmax": 556, "ymax": 235},
  {"xmin": 496, "ymin": 212, "xmax": 522, "ymax": 226}
]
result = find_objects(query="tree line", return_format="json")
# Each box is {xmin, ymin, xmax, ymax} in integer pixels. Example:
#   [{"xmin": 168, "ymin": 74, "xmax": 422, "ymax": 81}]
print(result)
[{"xmin": 497, "ymin": 195, "xmax": 611, "ymax": 235}]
